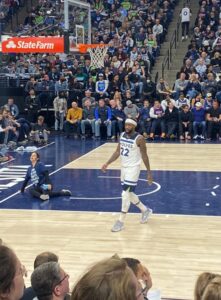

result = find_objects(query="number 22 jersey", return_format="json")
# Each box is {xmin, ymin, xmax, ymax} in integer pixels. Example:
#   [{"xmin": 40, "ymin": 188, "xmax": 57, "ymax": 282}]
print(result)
[{"xmin": 120, "ymin": 132, "xmax": 142, "ymax": 167}]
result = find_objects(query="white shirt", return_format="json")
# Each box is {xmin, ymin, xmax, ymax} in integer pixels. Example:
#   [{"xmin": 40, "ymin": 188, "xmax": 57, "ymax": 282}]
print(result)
[{"xmin": 180, "ymin": 7, "xmax": 191, "ymax": 22}]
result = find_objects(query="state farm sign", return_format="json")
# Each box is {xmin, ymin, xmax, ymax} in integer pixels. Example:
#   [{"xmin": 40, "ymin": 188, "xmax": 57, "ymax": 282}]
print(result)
[{"xmin": 2, "ymin": 37, "xmax": 64, "ymax": 53}]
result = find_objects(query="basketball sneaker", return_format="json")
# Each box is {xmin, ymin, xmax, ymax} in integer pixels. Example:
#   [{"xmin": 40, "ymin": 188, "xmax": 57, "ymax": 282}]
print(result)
[
  {"xmin": 61, "ymin": 189, "xmax": 72, "ymax": 196},
  {"xmin": 141, "ymin": 208, "xmax": 153, "ymax": 224},
  {"xmin": 111, "ymin": 220, "xmax": 124, "ymax": 232},
  {"xmin": 40, "ymin": 194, "xmax": 50, "ymax": 201}
]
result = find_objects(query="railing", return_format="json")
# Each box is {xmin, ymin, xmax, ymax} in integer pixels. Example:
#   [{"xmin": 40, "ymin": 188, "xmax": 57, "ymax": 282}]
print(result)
[{"xmin": 161, "ymin": 20, "xmax": 180, "ymax": 79}]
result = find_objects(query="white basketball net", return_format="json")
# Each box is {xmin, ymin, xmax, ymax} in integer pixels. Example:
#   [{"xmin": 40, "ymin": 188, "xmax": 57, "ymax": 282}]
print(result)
[{"xmin": 88, "ymin": 46, "xmax": 108, "ymax": 68}]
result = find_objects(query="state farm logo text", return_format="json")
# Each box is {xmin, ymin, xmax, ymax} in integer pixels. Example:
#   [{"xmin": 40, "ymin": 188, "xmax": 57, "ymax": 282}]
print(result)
[{"xmin": 6, "ymin": 40, "xmax": 54, "ymax": 50}]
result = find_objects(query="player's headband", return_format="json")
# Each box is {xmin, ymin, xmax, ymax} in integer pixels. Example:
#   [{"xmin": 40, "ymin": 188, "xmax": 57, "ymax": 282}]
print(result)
[{"xmin": 125, "ymin": 118, "xmax": 137, "ymax": 127}]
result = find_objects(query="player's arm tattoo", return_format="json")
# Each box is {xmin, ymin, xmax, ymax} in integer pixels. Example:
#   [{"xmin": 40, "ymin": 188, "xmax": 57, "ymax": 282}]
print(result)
[
  {"xmin": 137, "ymin": 136, "xmax": 151, "ymax": 172},
  {"xmin": 106, "ymin": 143, "xmax": 121, "ymax": 166}
]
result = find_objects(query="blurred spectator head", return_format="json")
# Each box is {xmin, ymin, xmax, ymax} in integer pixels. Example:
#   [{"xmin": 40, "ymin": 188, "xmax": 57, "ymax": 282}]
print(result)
[
  {"xmin": 71, "ymin": 255, "xmax": 143, "ymax": 300},
  {"xmin": 0, "ymin": 245, "xmax": 25, "ymax": 300},
  {"xmin": 71, "ymin": 101, "xmax": 78, "ymax": 108},
  {"xmin": 34, "ymin": 252, "xmax": 59, "ymax": 269}
]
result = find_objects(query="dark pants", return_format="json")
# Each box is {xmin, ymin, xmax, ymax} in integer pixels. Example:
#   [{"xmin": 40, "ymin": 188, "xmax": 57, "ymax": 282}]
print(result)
[
  {"xmin": 179, "ymin": 122, "xmax": 193, "ymax": 136},
  {"xmin": 193, "ymin": 121, "xmax": 206, "ymax": 136},
  {"xmin": 207, "ymin": 121, "xmax": 221, "ymax": 139},
  {"xmin": 29, "ymin": 186, "xmax": 63, "ymax": 199},
  {"xmin": 151, "ymin": 118, "xmax": 166, "ymax": 134},
  {"xmin": 111, "ymin": 120, "xmax": 124, "ymax": 136},
  {"xmin": 182, "ymin": 21, "xmax": 189, "ymax": 37},
  {"xmin": 138, "ymin": 120, "xmax": 152, "ymax": 135},
  {"xmin": 166, "ymin": 121, "xmax": 178, "ymax": 136},
  {"xmin": 64, "ymin": 120, "xmax": 81, "ymax": 136}
]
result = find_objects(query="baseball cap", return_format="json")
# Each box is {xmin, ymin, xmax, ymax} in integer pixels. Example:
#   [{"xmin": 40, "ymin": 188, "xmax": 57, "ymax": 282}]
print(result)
[
  {"xmin": 98, "ymin": 73, "xmax": 104, "ymax": 77},
  {"xmin": 126, "ymin": 100, "xmax": 132, "ymax": 106},
  {"xmin": 196, "ymin": 102, "xmax": 202, "ymax": 107},
  {"xmin": 206, "ymin": 93, "xmax": 212, "ymax": 97}
]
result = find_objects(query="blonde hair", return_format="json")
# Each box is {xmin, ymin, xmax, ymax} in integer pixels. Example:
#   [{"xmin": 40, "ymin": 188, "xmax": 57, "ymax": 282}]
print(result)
[
  {"xmin": 194, "ymin": 272, "xmax": 221, "ymax": 300},
  {"xmin": 202, "ymin": 276, "xmax": 221, "ymax": 300},
  {"xmin": 71, "ymin": 256, "xmax": 137, "ymax": 300}
]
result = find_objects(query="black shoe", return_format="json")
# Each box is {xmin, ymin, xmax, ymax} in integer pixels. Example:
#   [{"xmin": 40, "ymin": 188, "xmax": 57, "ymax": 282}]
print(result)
[{"xmin": 61, "ymin": 189, "xmax": 72, "ymax": 196}]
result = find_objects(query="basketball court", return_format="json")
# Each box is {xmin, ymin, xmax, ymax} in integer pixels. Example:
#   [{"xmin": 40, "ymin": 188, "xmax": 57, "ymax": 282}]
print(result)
[{"xmin": 0, "ymin": 137, "xmax": 221, "ymax": 299}]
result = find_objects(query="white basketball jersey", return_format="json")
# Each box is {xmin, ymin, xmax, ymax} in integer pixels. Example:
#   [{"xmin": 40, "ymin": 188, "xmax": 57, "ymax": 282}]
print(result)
[
  {"xmin": 181, "ymin": 7, "xmax": 191, "ymax": 22},
  {"xmin": 120, "ymin": 132, "xmax": 142, "ymax": 167}
]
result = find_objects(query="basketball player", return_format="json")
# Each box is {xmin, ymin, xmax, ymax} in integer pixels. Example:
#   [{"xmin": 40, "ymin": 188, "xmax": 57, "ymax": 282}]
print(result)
[{"xmin": 101, "ymin": 118, "xmax": 153, "ymax": 232}]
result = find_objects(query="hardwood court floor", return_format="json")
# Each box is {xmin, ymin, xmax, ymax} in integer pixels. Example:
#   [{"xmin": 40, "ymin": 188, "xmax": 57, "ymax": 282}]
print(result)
[
  {"xmin": 1, "ymin": 141, "xmax": 221, "ymax": 299},
  {"xmin": 65, "ymin": 143, "xmax": 221, "ymax": 172},
  {"xmin": 1, "ymin": 209, "xmax": 221, "ymax": 299}
]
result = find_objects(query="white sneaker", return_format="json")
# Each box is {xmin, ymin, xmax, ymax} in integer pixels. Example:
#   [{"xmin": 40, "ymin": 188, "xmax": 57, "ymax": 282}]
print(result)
[
  {"xmin": 193, "ymin": 135, "xmax": 198, "ymax": 140},
  {"xmin": 141, "ymin": 208, "xmax": 153, "ymax": 224},
  {"xmin": 186, "ymin": 35, "xmax": 188, "ymax": 39},
  {"xmin": 182, "ymin": 36, "xmax": 184, "ymax": 41},
  {"xmin": 40, "ymin": 194, "xmax": 50, "ymax": 201},
  {"xmin": 200, "ymin": 135, "xmax": 205, "ymax": 140},
  {"xmin": 111, "ymin": 220, "xmax": 124, "ymax": 232},
  {"xmin": 61, "ymin": 189, "xmax": 72, "ymax": 196}
]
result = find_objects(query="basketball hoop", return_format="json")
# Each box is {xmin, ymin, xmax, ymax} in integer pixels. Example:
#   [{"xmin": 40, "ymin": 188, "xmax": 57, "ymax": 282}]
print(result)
[{"xmin": 78, "ymin": 44, "xmax": 108, "ymax": 69}]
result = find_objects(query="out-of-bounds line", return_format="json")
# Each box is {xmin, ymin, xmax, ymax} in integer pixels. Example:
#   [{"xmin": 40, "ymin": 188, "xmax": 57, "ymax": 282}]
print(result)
[{"xmin": 0, "ymin": 144, "xmax": 105, "ymax": 204}]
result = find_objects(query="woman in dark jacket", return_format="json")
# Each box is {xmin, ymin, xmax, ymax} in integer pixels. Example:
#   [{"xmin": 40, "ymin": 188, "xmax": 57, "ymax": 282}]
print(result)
[{"xmin": 21, "ymin": 152, "xmax": 71, "ymax": 201}]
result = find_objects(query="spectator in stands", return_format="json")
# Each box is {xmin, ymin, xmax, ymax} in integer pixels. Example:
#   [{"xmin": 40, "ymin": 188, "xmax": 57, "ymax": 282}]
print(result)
[
  {"xmin": 55, "ymin": 76, "xmax": 69, "ymax": 96},
  {"xmin": 202, "ymin": 73, "xmax": 217, "ymax": 97},
  {"xmin": 186, "ymin": 74, "xmax": 202, "ymax": 100},
  {"xmin": 206, "ymin": 100, "xmax": 221, "ymax": 140},
  {"xmin": 152, "ymin": 18, "xmax": 164, "ymax": 44},
  {"xmin": 165, "ymin": 101, "xmax": 179, "ymax": 139},
  {"xmin": 71, "ymin": 255, "xmax": 143, "ymax": 300},
  {"xmin": 176, "ymin": 92, "xmax": 190, "ymax": 109},
  {"xmin": 25, "ymin": 89, "xmax": 41, "ymax": 123},
  {"xmin": 156, "ymin": 78, "xmax": 172, "ymax": 100},
  {"xmin": 142, "ymin": 76, "xmax": 156, "ymax": 104},
  {"xmin": 203, "ymin": 93, "xmax": 213, "ymax": 111},
  {"xmin": 64, "ymin": 101, "xmax": 82, "ymax": 139},
  {"xmin": 194, "ymin": 272, "xmax": 221, "ymax": 300},
  {"xmin": 37, "ymin": 74, "xmax": 55, "ymax": 108},
  {"xmin": 31, "ymin": 115, "xmax": 50, "ymax": 145},
  {"xmin": 81, "ymin": 99, "xmax": 96, "ymax": 140},
  {"xmin": 0, "ymin": 109, "xmax": 12, "ymax": 145},
  {"xmin": 128, "ymin": 66, "xmax": 143, "ymax": 98},
  {"xmin": 82, "ymin": 90, "xmax": 96, "ymax": 107},
  {"xmin": 161, "ymin": 94, "xmax": 176, "ymax": 112},
  {"xmin": 21, "ymin": 152, "xmax": 71, "ymax": 201},
  {"xmin": 192, "ymin": 102, "xmax": 206, "ymax": 140},
  {"xmin": 138, "ymin": 100, "xmax": 151, "ymax": 139},
  {"xmin": 123, "ymin": 100, "xmax": 139, "ymax": 120},
  {"xmin": 25, "ymin": 76, "xmax": 38, "ymax": 94},
  {"xmin": 109, "ymin": 99, "xmax": 125, "ymax": 139},
  {"xmin": 149, "ymin": 100, "xmax": 166, "ymax": 139},
  {"xmin": 4, "ymin": 98, "xmax": 19, "ymax": 118},
  {"xmin": 31, "ymin": 262, "xmax": 69, "ymax": 300},
  {"xmin": 2, "ymin": 109, "xmax": 17, "ymax": 148},
  {"xmin": 95, "ymin": 73, "xmax": 109, "ymax": 100},
  {"xmin": 53, "ymin": 92, "xmax": 67, "ymax": 132},
  {"xmin": 0, "ymin": 244, "xmax": 25, "ymax": 300},
  {"xmin": 174, "ymin": 73, "xmax": 189, "ymax": 100},
  {"xmin": 94, "ymin": 98, "xmax": 112, "ymax": 140},
  {"xmin": 179, "ymin": 104, "xmax": 193, "ymax": 140},
  {"xmin": 180, "ymin": 3, "xmax": 191, "ymax": 41}
]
